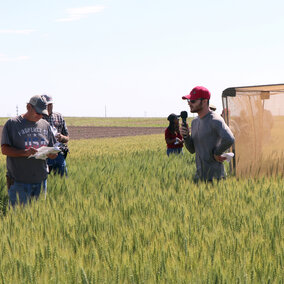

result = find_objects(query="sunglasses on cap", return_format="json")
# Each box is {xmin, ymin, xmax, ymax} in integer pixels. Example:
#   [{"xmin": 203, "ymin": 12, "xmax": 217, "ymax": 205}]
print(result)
[{"xmin": 187, "ymin": 98, "xmax": 205, "ymax": 104}]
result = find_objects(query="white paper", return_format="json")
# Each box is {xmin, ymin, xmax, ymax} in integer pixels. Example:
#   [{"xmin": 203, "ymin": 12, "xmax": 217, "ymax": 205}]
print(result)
[
  {"xmin": 221, "ymin": 152, "xmax": 234, "ymax": 162},
  {"xmin": 51, "ymin": 126, "xmax": 58, "ymax": 136},
  {"xmin": 174, "ymin": 138, "xmax": 179, "ymax": 145},
  {"xmin": 28, "ymin": 146, "xmax": 61, "ymax": 160}
]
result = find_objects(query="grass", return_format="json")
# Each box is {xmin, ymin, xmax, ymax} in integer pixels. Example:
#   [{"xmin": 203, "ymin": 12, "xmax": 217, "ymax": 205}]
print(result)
[
  {"xmin": 0, "ymin": 135, "xmax": 283, "ymax": 283},
  {"xmin": 0, "ymin": 117, "xmax": 9, "ymax": 126}
]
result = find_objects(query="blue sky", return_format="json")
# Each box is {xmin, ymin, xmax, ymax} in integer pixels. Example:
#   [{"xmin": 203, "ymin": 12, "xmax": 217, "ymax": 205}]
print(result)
[{"xmin": 1, "ymin": 0, "xmax": 284, "ymax": 117}]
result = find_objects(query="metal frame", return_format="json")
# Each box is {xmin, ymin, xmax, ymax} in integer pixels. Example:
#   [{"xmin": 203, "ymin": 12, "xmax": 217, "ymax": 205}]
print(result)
[{"xmin": 221, "ymin": 83, "xmax": 284, "ymax": 174}]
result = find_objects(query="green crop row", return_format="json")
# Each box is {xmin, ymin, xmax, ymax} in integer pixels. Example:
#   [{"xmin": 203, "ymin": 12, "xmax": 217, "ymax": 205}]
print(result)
[{"xmin": 0, "ymin": 135, "xmax": 283, "ymax": 283}]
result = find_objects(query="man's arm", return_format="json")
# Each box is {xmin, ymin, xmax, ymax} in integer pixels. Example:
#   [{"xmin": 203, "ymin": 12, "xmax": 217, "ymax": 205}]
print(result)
[
  {"xmin": 58, "ymin": 117, "xmax": 69, "ymax": 143},
  {"xmin": 1, "ymin": 144, "xmax": 38, "ymax": 157},
  {"xmin": 213, "ymin": 119, "xmax": 235, "ymax": 156},
  {"xmin": 180, "ymin": 124, "xmax": 195, "ymax": 153},
  {"xmin": 184, "ymin": 136, "xmax": 195, "ymax": 153}
]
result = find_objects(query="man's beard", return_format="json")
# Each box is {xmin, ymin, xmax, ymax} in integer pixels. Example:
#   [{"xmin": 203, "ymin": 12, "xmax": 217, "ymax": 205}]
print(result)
[{"xmin": 190, "ymin": 101, "xmax": 203, "ymax": 113}]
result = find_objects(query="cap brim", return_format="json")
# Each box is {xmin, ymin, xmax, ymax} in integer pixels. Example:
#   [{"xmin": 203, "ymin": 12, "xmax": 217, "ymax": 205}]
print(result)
[
  {"xmin": 167, "ymin": 114, "xmax": 180, "ymax": 121},
  {"xmin": 182, "ymin": 94, "xmax": 191, "ymax": 100},
  {"xmin": 34, "ymin": 107, "xmax": 48, "ymax": 115}
]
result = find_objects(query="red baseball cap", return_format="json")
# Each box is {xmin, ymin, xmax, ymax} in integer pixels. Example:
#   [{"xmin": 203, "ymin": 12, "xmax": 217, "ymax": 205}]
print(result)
[{"xmin": 182, "ymin": 86, "xmax": 211, "ymax": 100}]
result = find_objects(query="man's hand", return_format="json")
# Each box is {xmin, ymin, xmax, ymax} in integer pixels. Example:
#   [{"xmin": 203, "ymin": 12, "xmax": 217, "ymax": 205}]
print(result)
[
  {"xmin": 180, "ymin": 124, "xmax": 190, "ymax": 139},
  {"xmin": 214, "ymin": 154, "xmax": 226, "ymax": 163},
  {"xmin": 47, "ymin": 153, "xmax": 58, "ymax": 160},
  {"xmin": 56, "ymin": 133, "xmax": 64, "ymax": 142},
  {"xmin": 56, "ymin": 133, "xmax": 69, "ymax": 143},
  {"xmin": 175, "ymin": 137, "xmax": 184, "ymax": 145},
  {"xmin": 25, "ymin": 147, "xmax": 38, "ymax": 157}
]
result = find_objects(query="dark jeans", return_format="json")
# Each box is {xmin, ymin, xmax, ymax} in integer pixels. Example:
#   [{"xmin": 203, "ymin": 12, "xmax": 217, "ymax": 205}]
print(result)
[
  {"xmin": 167, "ymin": 148, "xmax": 183, "ymax": 156},
  {"xmin": 47, "ymin": 153, "xmax": 67, "ymax": 176},
  {"xmin": 8, "ymin": 180, "xmax": 47, "ymax": 207}
]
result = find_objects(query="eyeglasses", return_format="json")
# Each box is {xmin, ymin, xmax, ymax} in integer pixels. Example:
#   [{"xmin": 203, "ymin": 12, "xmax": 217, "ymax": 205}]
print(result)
[{"xmin": 187, "ymin": 98, "xmax": 205, "ymax": 104}]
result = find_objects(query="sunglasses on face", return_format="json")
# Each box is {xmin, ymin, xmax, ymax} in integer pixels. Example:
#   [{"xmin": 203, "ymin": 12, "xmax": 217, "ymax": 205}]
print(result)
[{"xmin": 187, "ymin": 98, "xmax": 205, "ymax": 104}]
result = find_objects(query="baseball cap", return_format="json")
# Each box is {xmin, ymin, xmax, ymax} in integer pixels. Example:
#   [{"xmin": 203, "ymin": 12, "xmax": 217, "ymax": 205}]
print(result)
[
  {"xmin": 182, "ymin": 86, "xmax": 211, "ymax": 100},
  {"xmin": 167, "ymin": 113, "xmax": 180, "ymax": 122},
  {"xmin": 41, "ymin": 94, "xmax": 53, "ymax": 104},
  {"xmin": 28, "ymin": 95, "xmax": 48, "ymax": 115},
  {"xmin": 209, "ymin": 104, "xmax": 216, "ymax": 111}
]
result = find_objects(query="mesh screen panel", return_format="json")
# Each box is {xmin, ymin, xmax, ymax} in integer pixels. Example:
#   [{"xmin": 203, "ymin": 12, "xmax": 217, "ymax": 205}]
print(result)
[{"xmin": 223, "ymin": 88, "xmax": 284, "ymax": 177}]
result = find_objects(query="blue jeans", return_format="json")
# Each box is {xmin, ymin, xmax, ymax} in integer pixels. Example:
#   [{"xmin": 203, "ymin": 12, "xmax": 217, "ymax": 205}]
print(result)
[
  {"xmin": 167, "ymin": 148, "xmax": 183, "ymax": 156},
  {"xmin": 47, "ymin": 153, "xmax": 67, "ymax": 176},
  {"xmin": 8, "ymin": 180, "xmax": 47, "ymax": 207}
]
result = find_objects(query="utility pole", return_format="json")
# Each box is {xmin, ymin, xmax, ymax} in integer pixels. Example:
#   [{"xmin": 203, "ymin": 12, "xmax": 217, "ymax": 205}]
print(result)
[
  {"xmin": 16, "ymin": 105, "xmax": 19, "ymax": 116},
  {"xmin": 105, "ymin": 105, "xmax": 107, "ymax": 117}
]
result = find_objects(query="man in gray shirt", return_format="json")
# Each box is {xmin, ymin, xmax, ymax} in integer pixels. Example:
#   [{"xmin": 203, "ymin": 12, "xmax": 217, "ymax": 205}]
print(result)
[
  {"xmin": 180, "ymin": 86, "xmax": 235, "ymax": 182},
  {"xmin": 1, "ymin": 95, "xmax": 57, "ymax": 206}
]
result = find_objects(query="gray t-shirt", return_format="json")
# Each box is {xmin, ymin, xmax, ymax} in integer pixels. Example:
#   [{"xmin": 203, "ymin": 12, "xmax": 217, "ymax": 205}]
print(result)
[
  {"xmin": 184, "ymin": 111, "xmax": 235, "ymax": 181},
  {"xmin": 1, "ymin": 116, "xmax": 56, "ymax": 183}
]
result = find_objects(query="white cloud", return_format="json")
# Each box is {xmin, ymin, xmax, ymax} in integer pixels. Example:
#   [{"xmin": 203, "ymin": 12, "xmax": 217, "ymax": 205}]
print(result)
[
  {"xmin": 0, "ymin": 54, "xmax": 29, "ymax": 62},
  {"xmin": 0, "ymin": 29, "xmax": 36, "ymax": 35},
  {"xmin": 56, "ymin": 6, "xmax": 105, "ymax": 22}
]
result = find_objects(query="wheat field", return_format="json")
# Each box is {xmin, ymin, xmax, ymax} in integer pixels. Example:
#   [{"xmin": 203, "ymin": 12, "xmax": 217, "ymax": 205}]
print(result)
[{"xmin": 0, "ymin": 134, "xmax": 283, "ymax": 283}]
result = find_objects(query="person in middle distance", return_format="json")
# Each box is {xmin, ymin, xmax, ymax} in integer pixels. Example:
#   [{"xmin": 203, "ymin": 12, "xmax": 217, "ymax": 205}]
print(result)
[
  {"xmin": 42, "ymin": 94, "xmax": 69, "ymax": 176},
  {"xmin": 165, "ymin": 113, "xmax": 184, "ymax": 156}
]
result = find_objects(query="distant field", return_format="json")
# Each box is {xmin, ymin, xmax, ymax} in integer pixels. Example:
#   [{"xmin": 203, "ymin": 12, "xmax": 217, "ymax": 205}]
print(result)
[
  {"xmin": 0, "ymin": 117, "xmax": 170, "ymax": 127},
  {"xmin": 64, "ymin": 117, "xmax": 168, "ymax": 127},
  {"xmin": 0, "ymin": 118, "xmax": 8, "ymax": 126}
]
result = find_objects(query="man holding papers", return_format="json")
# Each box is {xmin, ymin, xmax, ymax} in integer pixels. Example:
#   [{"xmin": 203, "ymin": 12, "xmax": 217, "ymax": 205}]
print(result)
[{"xmin": 1, "ymin": 95, "xmax": 57, "ymax": 206}]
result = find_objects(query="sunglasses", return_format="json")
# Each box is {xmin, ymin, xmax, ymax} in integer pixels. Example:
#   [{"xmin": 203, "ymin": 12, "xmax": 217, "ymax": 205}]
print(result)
[{"xmin": 187, "ymin": 98, "xmax": 205, "ymax": 104}]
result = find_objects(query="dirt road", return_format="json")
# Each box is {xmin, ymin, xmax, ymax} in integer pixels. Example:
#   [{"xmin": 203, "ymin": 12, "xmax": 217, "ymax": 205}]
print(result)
[{"xmin": 0, "ymin": 126, "xmax": 164, "ymax": 140}]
